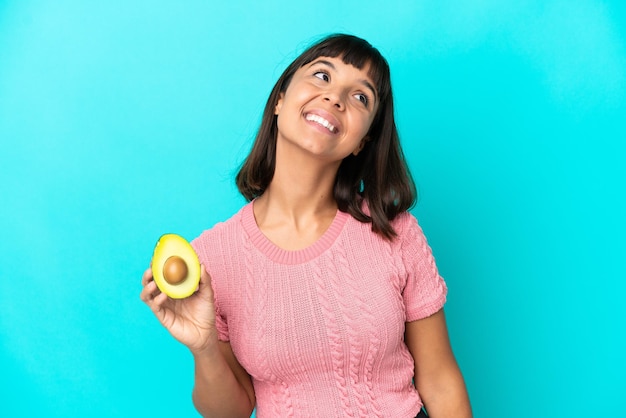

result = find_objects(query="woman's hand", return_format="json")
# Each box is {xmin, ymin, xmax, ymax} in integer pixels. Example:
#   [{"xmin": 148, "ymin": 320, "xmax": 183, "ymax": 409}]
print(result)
[{"xmin": 140, "ymin": 264, "xmax": 219, "ymax": 354}]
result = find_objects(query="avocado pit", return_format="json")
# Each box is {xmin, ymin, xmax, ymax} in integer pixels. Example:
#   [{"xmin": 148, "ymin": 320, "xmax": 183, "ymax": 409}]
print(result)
[{"xmin": 163, "ymin": 255, "xmax": 188, "ymax": 285}]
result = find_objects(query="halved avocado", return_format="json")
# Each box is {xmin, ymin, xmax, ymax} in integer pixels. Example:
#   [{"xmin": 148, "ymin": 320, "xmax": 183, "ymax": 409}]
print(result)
[{"xmin": 152, "ymin": 233, "xmax": 200, "ymax": 299}]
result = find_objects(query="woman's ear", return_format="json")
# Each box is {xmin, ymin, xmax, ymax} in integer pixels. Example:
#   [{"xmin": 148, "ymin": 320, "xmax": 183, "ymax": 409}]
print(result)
[
  {"xmin": 274, "ymin": 93, "xmax": 284, "ymax": 115},
  {"xmin": 352, "ymin": 136, "xmax": 369, "ymax": 156}
]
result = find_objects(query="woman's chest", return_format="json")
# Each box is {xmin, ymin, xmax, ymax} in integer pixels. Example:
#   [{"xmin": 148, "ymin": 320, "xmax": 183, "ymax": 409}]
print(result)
[{"xmin": 220, "ymin": 247, "xmax": 408, "ymax": 382}]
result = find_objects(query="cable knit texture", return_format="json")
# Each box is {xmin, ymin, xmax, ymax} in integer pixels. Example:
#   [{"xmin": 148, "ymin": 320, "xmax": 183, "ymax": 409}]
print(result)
[{"xmin": 191, "ymin": 201, "xmax": 447, "ymax": 418}]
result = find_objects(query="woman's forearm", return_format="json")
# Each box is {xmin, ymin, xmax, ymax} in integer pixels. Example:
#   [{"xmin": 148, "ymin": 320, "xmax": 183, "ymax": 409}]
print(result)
[
  {"xmin": 192, "ymin": 346, "xmax": 255, "ymax": 418},
  {"xmin": 419, "ymin": 365, "xmax": 472, "ymax": 418}
]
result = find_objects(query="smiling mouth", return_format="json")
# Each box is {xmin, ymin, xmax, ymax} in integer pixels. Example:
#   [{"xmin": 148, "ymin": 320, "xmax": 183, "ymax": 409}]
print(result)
[{"xmin": 305, "ymin": 113, "xmax": 338, "ymax": 133}]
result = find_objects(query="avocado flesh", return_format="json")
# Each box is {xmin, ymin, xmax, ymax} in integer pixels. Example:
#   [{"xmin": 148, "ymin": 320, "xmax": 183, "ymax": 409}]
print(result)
[{"xmin": 152, "ymin": 234, "xmax": 200, "ymax": 299}]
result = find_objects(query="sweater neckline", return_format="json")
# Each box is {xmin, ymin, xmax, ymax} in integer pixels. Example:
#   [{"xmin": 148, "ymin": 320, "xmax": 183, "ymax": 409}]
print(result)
[{"xmin": 241, "ymin": 200, "xmax": 349, "ymax": 264}]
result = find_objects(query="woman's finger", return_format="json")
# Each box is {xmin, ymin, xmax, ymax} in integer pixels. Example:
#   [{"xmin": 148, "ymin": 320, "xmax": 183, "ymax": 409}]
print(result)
[
  {"xmin": 155, "ymin": 291, "xmax": 168, "ymax": 305},
  {"xmin": 151, "ymin": 292, "xmax": 169, "ymax": 314},
  {"xmin": 198, "ymin": 264, "xmax": 213, "ymax": 294},
  {"xmin": 140, "ymin": 279, "xmax": 160, "ymax": 303},
  {"xmin": 141, "ymin": 267, "xmax": 153, "ymax": 286}
]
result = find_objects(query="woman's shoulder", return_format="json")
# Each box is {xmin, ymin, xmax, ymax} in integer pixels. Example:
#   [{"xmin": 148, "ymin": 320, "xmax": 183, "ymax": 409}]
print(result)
[
  {"xmin": 386, "ymin": 210, "xmax": 428, "ymax": 250},
  {"xmin": 191, "ymin": 202, "xmax": 251, "ymax": 251},
  {"xmin": 391, "ymin": 210, "xmax": 420, "ymax": 232},
  {"xmin": 350, "ymin": 199, "xmax": 422, "ymax": 242}
]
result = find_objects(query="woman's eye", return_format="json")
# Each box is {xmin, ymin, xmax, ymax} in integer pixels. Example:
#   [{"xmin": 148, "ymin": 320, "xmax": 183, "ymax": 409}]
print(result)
[
  {"xmin": 313, "ymin": 71, "xmax": 329, "ymax": 82},
  {"xmin": 355, "ymin": 93, "xmax": 369, "ymax": 106}
]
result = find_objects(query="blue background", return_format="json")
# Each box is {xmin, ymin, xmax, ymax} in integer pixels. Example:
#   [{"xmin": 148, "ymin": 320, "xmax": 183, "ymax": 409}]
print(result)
[{"xmin": 1, "ymin": 1, "xmax": 624, "ymax": 417}]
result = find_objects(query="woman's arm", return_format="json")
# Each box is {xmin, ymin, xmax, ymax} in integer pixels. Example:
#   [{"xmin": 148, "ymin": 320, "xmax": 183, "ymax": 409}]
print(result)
[
  {"xmin": 405, "ymin": 309, "xmax": 472, "ymax": 418},
  {"xmin": 192, "ymin": 341, "xmax": 255, "ymax": 417},
  {"xmin": 141, "ymin": 265, "xmax": 255, "ymax": 417}
]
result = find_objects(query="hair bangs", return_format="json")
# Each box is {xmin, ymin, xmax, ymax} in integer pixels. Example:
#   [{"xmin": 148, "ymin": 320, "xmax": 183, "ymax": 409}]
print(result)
[{"xmin": 297, "ymin": 34, "xmax": 391, "ymax": 103}]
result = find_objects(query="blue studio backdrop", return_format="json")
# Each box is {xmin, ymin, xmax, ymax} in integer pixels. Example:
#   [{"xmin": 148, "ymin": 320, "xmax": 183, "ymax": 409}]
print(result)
[{"xmin": 1, "ymin": 1, "xmax": 624, "ymax": 417}]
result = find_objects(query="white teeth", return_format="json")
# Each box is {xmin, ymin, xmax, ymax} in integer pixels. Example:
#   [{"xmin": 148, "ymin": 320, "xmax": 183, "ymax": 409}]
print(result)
[{"xmin": 306, "ymin": 114, "xmax": 337, "ymax": 133}]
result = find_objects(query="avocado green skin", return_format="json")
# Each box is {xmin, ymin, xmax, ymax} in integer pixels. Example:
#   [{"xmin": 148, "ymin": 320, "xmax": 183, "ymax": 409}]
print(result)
[{"xmin": 152, "ymin": 233, "xmax": 200, "ymax": 299}]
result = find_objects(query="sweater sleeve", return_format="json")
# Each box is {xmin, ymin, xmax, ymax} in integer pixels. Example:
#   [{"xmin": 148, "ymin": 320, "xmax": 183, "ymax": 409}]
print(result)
[{"xmin": 399, "ymin": 213, "xmax": 448, "ymax": 322}]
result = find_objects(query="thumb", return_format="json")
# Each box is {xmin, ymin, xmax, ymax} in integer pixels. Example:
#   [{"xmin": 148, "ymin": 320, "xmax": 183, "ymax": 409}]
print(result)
[{"xmin": 198, "ymin": 264, "xmax": 214, "ymax": 298}]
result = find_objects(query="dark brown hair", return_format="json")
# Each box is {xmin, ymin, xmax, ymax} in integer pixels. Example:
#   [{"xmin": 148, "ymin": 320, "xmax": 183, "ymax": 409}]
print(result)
[{"xmin": 236, "ymin": 33, "xmax": 416, "ymax": 239}]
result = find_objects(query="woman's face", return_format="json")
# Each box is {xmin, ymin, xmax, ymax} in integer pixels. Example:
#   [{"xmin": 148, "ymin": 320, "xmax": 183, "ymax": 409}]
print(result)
[{"xmin": 274, "ymin": 56, "xmax": 379, "ymax": 164}]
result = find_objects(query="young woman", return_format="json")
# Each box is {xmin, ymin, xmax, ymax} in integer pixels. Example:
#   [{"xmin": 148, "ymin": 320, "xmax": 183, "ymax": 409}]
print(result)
[{"xmin": 141, "ymin": 34, "xmax": 472, "ymax": 418}]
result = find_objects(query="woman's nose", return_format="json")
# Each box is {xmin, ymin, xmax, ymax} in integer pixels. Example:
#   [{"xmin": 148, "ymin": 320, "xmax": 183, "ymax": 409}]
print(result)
[{"xmin": 323, "ymin": 90, "xmax": 345, "ymax": 110}]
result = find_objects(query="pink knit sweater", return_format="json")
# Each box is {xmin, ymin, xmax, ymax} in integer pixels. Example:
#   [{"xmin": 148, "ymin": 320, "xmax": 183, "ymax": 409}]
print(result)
[{"xmin": 192, "ymin": 201, "xmax": 447, "ymax": 417}]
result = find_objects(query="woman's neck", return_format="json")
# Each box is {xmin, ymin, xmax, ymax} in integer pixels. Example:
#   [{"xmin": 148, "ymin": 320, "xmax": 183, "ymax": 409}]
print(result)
[
  {"xmin": 253, "ymin": 187, "xmax": 338, "ymax": 250},
  {"xmin": 263, "ymin": 139, "xmax": 341, "ymax": 217},
  {"xmin": 255, "ymin": 169, "xmax": 337, "ymax": 226},
  {"xmin": 252, "ymin": 146, "xmax": 341, "ymax": 249}
]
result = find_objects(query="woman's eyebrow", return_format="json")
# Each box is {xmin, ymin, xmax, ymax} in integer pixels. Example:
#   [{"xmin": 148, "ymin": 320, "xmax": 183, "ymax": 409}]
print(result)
[{"xmin": 309, "ymin": 59, "xmax": 378, "ymax": 102}]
